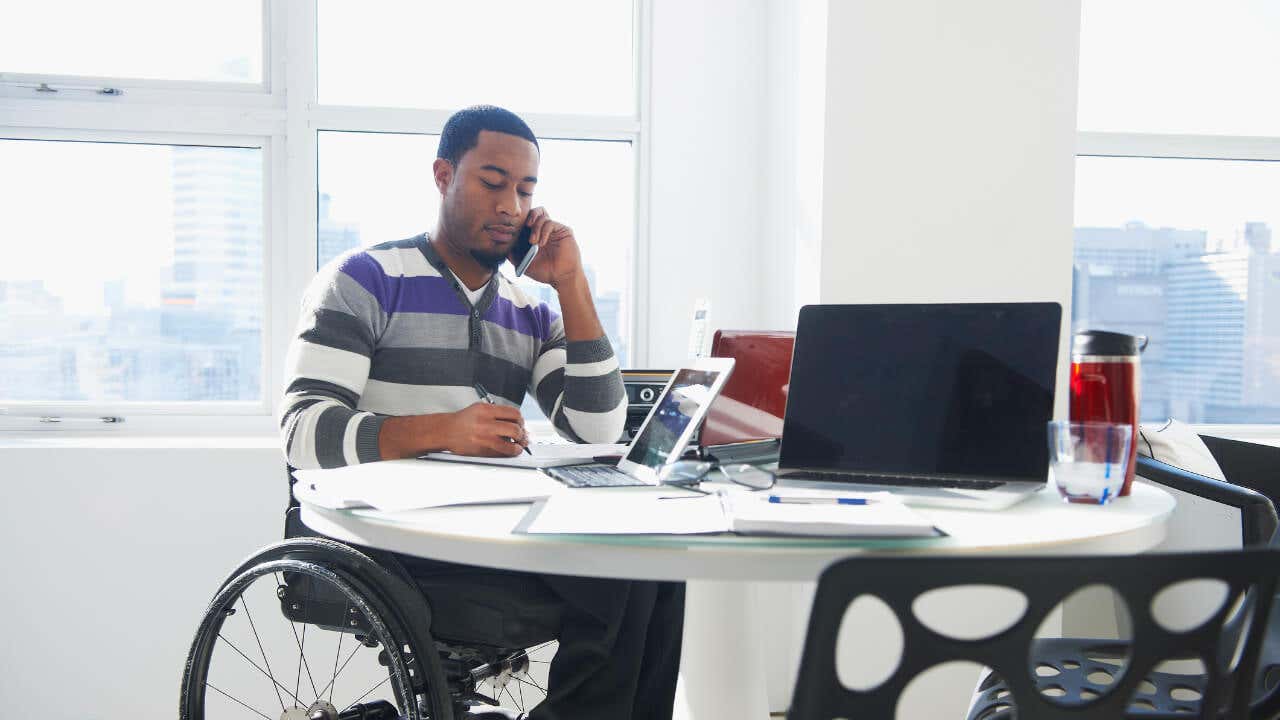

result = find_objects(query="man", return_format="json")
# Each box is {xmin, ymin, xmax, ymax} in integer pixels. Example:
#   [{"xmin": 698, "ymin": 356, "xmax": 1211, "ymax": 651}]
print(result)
[{"xmin": 280, "ymin": 105, "xmax": 683, "ymax": 720}]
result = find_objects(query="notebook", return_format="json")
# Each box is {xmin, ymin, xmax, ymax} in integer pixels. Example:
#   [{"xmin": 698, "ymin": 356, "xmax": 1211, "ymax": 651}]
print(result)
[{"xmin": 774, "ymin": 302, "xmax": 1062, "ymax": 510}]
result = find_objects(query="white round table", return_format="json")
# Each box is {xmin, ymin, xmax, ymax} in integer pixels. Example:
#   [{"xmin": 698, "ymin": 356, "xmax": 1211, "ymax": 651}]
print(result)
[{"xmin": 301, "ymin": 481, "xmax": 1174, "ymax": 719}]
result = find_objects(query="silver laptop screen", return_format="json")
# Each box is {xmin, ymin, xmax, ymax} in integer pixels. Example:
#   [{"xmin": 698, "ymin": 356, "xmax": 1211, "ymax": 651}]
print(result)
[
  {"xmin": 625, "ymin": 368, "xmax": 722, "ymax": 468},
  {"xmin": 780, "ymin": 303, "xmax": 1061, "ymax": 481}
]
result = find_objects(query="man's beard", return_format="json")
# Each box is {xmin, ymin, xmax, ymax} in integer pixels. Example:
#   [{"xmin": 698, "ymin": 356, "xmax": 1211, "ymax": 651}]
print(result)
[{"xmin": 469, "ymin": 248, "xmax": 507, "ymax": 270}]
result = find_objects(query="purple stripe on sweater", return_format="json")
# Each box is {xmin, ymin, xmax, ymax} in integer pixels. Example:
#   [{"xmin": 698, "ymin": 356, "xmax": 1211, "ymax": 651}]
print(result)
[
  {"xmin": 339, "ymin": 255, "xmax": 466, "ymax": 315},
  {"xmin": 485, "ymin": 295, "xmax": 559, "ymax": 341}
]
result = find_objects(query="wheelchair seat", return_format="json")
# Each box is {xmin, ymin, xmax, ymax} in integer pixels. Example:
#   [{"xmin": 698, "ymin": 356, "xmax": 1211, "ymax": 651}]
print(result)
[{"xmin": 179, "ymin": 472, "xmax": 558, "ymax": 720}]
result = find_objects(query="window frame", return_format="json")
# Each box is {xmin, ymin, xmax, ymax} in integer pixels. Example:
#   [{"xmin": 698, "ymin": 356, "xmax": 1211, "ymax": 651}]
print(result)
[
  {"xmin": 1074, "ymin": 132, "xmax": 1280, "ymax": 435},
  {"xmin": 0, "ymin": 0, "xmax": 649, "ymax": 434}
]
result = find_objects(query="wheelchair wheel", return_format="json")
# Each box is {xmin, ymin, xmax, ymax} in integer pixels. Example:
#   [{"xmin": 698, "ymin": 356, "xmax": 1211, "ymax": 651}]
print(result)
[
  {"xmin": 181, "ymin": 540, "xmax": 453, "ymax": 720},
  {"xmin": 445, "ymin": 640, "xmax": 556, "ymax": 716}
]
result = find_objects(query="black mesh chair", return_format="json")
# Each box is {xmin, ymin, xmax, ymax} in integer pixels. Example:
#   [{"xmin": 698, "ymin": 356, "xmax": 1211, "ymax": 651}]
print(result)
[
  {"xmin": 961, "ymin": 454, "xmax": 1280, "ymax": 720},
  {"xmin": 790, "ymin": 548, "xmax": 1280, "ymax": 720},
  {"xmin": 179, "ymin": 468, "xmax": 556, "ymax": 720}
]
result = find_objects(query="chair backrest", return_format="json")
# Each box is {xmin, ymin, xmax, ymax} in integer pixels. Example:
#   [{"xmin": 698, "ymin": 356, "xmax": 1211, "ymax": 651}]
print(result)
[
  {"xmin": 1200, "ymin": 435, "xmax": 1280, "ymax": 512},
  {"xmin": 1137, "ymin": 455, "xmax": 1279, "ymax": 548},
  {"xmin": 791, "ymin": 549, "xmax": 1280, "ymax": 720}
]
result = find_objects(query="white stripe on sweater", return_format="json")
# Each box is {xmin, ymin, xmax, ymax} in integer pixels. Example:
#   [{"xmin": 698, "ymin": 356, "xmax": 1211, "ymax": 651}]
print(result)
[
  {"xmin": 342, "ymin": 412, "xmax": 365, "ymax": 465},
  {"xmin": 358, "ymin": 380, "xmax": 517, "ymax": 416},
  {"xmin": 287, "ymin": 342, "xmax": 371, "ymax": 396},
  {"xmin": 565, "ymin": 355, "xmax": 619, "ymax": 377},
  {"xmin": 365, "ymin": 247, "xmax": 442, "ymax": 278},
  {"xmin": 562, "ymin": 394, "xmax": 628, "ymax": 443},
  {"xmin": 531, "ymin": 347, "xmax": 568, "ymax": 390}
]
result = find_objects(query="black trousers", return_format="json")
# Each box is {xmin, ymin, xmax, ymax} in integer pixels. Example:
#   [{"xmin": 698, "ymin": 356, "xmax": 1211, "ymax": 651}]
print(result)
[{"xmin": 397, "ymin": 554, "xmax": 685, "ymax": 720}]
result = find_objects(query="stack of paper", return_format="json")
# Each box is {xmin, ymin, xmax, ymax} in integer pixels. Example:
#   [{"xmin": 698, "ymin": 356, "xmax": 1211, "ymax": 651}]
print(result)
[
  {"xmin": 519, "ymin": 488, "xmax": 938, "ymax": 538},
  {"xmin": 294, "ymin": 459, "xmax": 563, "ymax": 512}
]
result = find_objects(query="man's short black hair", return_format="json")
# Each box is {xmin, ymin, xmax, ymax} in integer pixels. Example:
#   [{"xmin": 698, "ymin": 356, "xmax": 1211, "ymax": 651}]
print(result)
[{"xmin": 437, "ymin": 105, "xmax": 539, "ymax": 165}]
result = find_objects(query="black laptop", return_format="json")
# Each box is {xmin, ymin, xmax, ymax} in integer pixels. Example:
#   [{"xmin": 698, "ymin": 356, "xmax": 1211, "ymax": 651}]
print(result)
[{"xmin": 774, "ymin": 302, "xmax": 1062, "ymax": 510}]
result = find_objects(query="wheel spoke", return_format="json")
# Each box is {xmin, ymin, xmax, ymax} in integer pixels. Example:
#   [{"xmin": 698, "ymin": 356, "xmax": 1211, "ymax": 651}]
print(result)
[
  {"xmin": 342, "ymin": 674, "xmax": 392, "ymax": 712},
  {"xmin": 501, "ymin": 682, "xmax": 519, "ymax": 710},
  {"xmin": 239, "ymin": 596, "xmax": 288, "ymax": 712},
  {"xmin": 512, "ymin": 672, "xmax": 547, "ymax": 695},
  {"xmin": 279, "ymin": 572, "xmax": 321, "ymax": 704},
  {"xmin": 216, "ymin": 634, "xmax": 308, "ymax": 707},
  {"xmin": 313, "ymin": 643, "xmax": 363, "ymax": 703},
  {"xmin": 206, "ymin": 681, "xmax": 274, "ymax": 720},
  {"xmin": 331, "ymin": 599, "xmax": 349, "ymax": 704}
]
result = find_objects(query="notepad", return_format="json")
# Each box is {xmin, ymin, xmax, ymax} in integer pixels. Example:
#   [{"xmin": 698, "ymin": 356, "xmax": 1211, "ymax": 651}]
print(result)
[
  {"xmin": 518, "ymin": 489, "xmax": 939, "ymax": 538},
  {"xmin": 418, "ymin": 443, "xmax": 627, "ymax": 469}
]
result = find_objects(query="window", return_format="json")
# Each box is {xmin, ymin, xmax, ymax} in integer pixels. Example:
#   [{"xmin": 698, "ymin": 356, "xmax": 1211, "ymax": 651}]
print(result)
[
  {"xmin": 0, "ymin": 139, "xmax": 265, "ymax": 404},
  {"xmin": 0, "ymin": 1, "xmax": 645, "ymax": 430},
  {"xmin": 0, "ymin": 1, "xmax": 263, "ymax": 85},
  {"xmin": 1074, "ymin": 0, "xmax": 1280, "ymax": 427},
  {"xmin": 317, "ymin": 0, "xmax": 634, "ymax": 115},
  {"xmin": 317, "ymin": 132, "xmax": 635, "ymax": 366}
]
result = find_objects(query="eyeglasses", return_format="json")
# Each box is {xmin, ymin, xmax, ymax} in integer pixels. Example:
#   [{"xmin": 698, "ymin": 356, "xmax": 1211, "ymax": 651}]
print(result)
[{"xmin": 655, "ymin": 460, "xmax": 776, "ymax": 493}]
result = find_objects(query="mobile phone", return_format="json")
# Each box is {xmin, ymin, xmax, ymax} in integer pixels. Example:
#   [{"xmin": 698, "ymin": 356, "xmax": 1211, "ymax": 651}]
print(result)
[{"xmin": 510, "ymin": 223, "xmax": 538, "ymax": 277}]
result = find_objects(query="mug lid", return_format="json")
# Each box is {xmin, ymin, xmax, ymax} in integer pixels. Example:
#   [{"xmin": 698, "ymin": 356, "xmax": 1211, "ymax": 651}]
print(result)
[{"xmin": 1073, "ymin": 329, "xmax": 1147, "ymax": 356}]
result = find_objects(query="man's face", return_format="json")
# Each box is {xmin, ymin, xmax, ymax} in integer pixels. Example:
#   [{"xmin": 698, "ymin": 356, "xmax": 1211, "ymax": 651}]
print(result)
[{"xmin": 436, "ymin": 130, "xmax": 539, "ymax": 269}]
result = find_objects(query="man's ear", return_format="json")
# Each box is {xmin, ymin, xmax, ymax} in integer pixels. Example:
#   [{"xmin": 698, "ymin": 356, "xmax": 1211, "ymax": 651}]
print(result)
[{"xmin": 432, "ymin": 158, "xmax": 454, "ymax": 196}]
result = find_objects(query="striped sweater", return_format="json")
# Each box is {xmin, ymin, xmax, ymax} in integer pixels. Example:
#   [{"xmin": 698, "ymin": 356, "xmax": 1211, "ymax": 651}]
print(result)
[{"xmin": 280, "ymin": 234, "xmax": 628, "ymax": 470}]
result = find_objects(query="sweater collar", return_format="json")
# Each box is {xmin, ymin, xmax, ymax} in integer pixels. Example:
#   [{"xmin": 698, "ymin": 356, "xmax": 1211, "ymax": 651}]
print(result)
[{"xmin": 419, "ymin": 233, "xmax": 500, "ymax": 314}]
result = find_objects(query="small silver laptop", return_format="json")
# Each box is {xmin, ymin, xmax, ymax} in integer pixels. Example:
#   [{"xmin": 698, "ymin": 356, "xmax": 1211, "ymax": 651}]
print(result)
[
  {"xmin": 774, "ymin": 303, "xmax": 1062, "ymax": 510},
  {"xmin": 545, "ymin": 357, "xmax": 735, "ymax": 488}
]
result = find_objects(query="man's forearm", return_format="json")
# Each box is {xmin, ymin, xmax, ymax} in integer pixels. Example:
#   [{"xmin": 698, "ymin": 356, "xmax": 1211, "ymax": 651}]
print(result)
[
  {"xmin": 553, "ymin": 272, "xmax": 605, "ymax": 341},
  {"xmin": 378, "ymin": 413, "xmax": 452, "ymax": 460}
]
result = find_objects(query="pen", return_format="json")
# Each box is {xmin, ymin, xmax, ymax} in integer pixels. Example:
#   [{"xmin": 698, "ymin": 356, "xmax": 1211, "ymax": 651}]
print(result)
[
  {"xmin": 767, "ymin": 495, "xmax": 870, "ymax": 505},
  {"xmin": 474, "ymin": 382, "xmax": 533, "ymax": 455}
]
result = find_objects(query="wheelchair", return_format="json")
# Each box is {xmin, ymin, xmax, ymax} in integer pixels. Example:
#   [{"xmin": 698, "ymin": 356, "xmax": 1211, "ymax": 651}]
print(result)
[{"xmin": 179, "ymin": 470, "xmax": 559, "ymax": 720}]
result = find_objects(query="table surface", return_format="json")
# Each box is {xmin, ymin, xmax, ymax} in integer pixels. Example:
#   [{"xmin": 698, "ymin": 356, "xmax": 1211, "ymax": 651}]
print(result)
[{"xmin": 300, "ymin": 480, "xmax": 1175, "ymax": 582}]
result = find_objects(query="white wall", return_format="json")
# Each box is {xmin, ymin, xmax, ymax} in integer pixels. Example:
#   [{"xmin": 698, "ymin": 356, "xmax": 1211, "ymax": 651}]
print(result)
[
  {"xmin": 0, "ymin": 441, "xmax": 283, "ymax": 719},
  {"xmin": 644, "ymin": 0, "xmax": 771, "ymax": 367}
]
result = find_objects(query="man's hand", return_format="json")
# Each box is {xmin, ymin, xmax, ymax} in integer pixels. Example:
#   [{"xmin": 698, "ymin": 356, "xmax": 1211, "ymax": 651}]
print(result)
[
  {"xmin": 444, "ymin": 402, "xmax": 529, "ymax": 457},
  {"xmin": 517, "ymin": 207, "xmax": 585, "ymax": 290}
]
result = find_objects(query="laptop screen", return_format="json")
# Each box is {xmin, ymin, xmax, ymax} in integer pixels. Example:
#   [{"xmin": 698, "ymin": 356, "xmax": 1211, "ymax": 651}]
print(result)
[
  {"xmin": 780, "ymin": 303, "xmax": 1061, "ymax": 481},
  {"xmin": 626, "ymin": 368, "xmax": 724, "ymax": 468}
]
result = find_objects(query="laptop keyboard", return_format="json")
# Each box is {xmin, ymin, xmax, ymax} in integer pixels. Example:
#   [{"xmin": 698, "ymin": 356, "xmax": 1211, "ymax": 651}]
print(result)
[
  {"xmin": 786, "ymin": 470, "xmax": 1007, "ymax": 491},
  {"xmin": 546, "ymin": 464, "xmax": 652, "ymax": 488}
]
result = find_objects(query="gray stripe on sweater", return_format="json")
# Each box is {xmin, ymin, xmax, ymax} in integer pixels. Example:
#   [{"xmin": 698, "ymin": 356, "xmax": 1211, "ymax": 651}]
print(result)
[
  {"xmin": 314, "ymin": 272, "xmax": 388, "ymax": 337},
  {"xmin": 566, "ymin": 336, "xmax": 616, "ymax": 364},
  {"xmin": 314, "ymin": 405, "xmax": 354, "ymax": 469},
  {"xmin": 356, "ymin": 414, "xmax": 386, "ymax": 463},
  {"xmin": 367, "ymin": 347, "xmax": 532, "ymax": 402},
  {"xmin": 300, "ymin": 308, "xmax": 375, "ymax": 357},
  {"xmin": 534, "ymin": 366, "xmax": 565, "ymax": 416},
  {"xmin": 284, "ymin": 378, "xmax": 360, "ymax": 408},
  {"xmin": 558, "ymin": 370, "xmax": 626, "ymax": 413}
]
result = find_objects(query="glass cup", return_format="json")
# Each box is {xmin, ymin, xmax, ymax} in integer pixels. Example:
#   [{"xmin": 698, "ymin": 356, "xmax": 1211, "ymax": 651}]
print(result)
[{"xmin": 1047, "ymin": 421, "xmax": 1133, "ymax": 505}]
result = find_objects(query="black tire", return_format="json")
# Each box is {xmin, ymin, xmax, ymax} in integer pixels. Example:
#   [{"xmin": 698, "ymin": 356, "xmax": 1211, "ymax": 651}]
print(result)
[{"xmin": 180, "ymin": 539, "xmax": 454, "ymax": 720}]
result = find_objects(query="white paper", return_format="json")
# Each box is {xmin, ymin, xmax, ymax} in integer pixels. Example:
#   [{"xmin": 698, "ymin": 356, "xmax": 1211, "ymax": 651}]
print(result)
[
  {"xmin": 293, "ymin": 460, "xmax": 565, "ymax": 512},
  {"xmin": 522, "ymin": 491, "xmax": 731, "ymax": 535},
  {"xmin": 419, "ymin": 443, "xmax": 627, "ymax": 469},
  {"xmin": 727, "ymin": 491, "xmax": 936, "ymax": 537},
  {"xmin": 520, "ymin": 487, "xmax": 938, "ymax": 537}
]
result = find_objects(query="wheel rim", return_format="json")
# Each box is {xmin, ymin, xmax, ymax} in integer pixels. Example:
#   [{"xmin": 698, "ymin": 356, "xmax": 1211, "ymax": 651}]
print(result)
[
  {"xmin": 466, "ymin": 640, "xmax": 556, "ymax": 715},
  {"xmin": 182, "ymin": 558, "xmax": 420, "ymax": 720}
]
